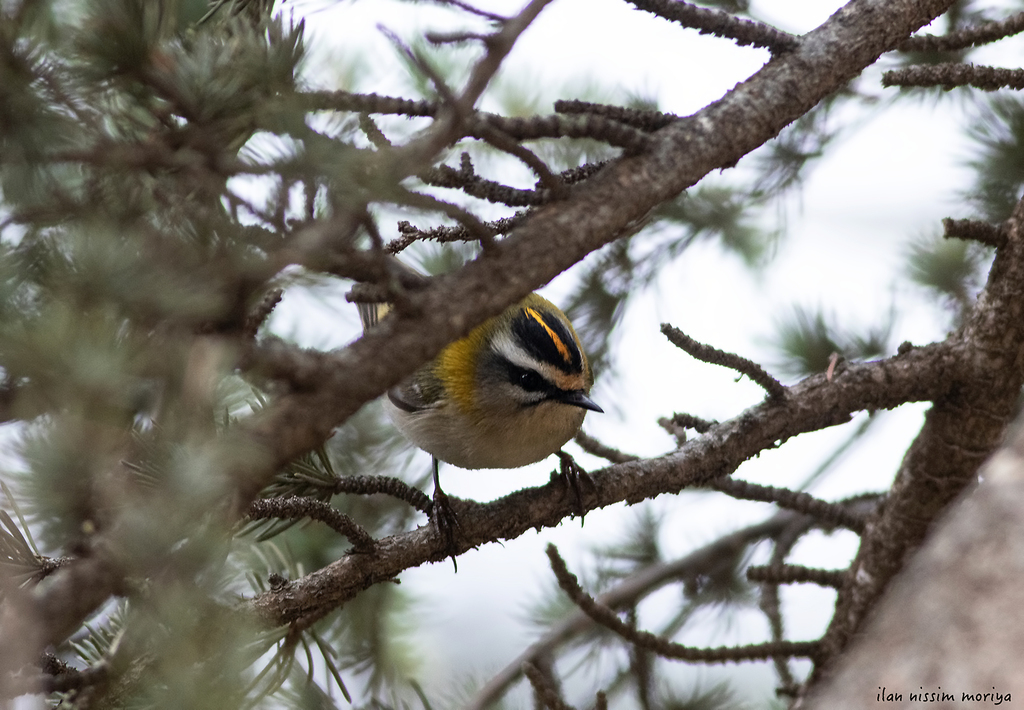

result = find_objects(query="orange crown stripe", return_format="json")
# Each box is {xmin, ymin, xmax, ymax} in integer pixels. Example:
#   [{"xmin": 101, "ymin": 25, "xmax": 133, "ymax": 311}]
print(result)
[{"xmin": 525, "ymin": 307, "xmax": 572, "ymax": 364}]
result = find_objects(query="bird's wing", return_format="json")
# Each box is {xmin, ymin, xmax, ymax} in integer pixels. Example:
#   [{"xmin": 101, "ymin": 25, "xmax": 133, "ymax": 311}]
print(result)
[{"xmin": 387, "ymin": 366, "xmax": 446, "ymax": 413}]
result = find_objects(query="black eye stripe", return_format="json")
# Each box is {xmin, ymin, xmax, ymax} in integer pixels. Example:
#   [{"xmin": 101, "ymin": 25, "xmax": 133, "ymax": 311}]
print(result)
[
  {"xmin": 506, "ymin": 363, "xmax": 551, "ymax": 393},
  {"xmin": 510, "ymin": 307, "xmax": 583, "ymax": 375}
]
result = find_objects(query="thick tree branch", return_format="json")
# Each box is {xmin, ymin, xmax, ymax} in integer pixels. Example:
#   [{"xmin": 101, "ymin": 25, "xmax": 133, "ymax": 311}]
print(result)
[
  {"xmin": 811, "ymin": 197, "xmax": 1024, "ymax": 684},
  {"xmin": 247, "ymin": 340, "xmax": 963, "ymax": 628},
  {"xmin": 804, "ymin": 417, "xmax": 1024, "ymax": 709}
]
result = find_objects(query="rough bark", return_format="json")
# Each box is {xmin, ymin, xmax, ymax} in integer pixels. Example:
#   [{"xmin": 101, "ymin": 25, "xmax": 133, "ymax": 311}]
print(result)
[
  {"xmin": 803, "ymin": 417, "xmax": 1024, "ymax": 709},
  {"xmin": 811, "ymin": 198, "xmax": 1024, "ymax": 682}
]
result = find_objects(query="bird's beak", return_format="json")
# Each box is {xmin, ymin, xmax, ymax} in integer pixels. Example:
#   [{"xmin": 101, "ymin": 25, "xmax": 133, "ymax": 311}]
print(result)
[{"xmin": 557, "ymin": 389, "xmax": 604, "ymax": 413}]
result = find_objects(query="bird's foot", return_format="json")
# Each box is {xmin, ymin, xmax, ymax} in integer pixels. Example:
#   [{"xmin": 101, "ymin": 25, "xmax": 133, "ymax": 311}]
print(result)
[
  {"xmin": 556, "ymin": 450, "xmax": 594, "ymax": 522},
  {"xmin": 429, "ymin": 486, "xmax": 461, "ymax": 572}
]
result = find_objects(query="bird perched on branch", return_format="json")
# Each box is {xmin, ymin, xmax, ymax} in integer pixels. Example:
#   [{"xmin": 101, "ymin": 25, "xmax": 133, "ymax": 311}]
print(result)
[{"xmin": 357, "ymin": 268, "xmax": 602, "ymax": 563}]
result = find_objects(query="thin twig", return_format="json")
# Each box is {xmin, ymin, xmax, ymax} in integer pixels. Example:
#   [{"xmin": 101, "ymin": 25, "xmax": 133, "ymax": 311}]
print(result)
[
  {"xmin": 555, "ymin": 99, "xmax": 678, "ymax": 132},
  {"xmin": 380, "ymin": 26, "xmax": 460, "ymax": 106},
  {"xmin": 466, "ymin": 514, "xmax": 805, "ymax": 710},
  {"xmin": 574, "ymin": 431, "xmax": 639, "ymax": 464},
  {"xmin": 247, "ymin": 497, "xmax": 375, "ymax": 552},
  {"xmin": 421, "ymin": 159, "xmax": 548, "ymax": 207},
  {"xmin": 747, "ymin": 563, "xmax": 845, "ymax": 589},
  {"xmin": 332, "ymin": 475, "xmax": 433, "ymax": 516},
  {"xmin": 883, "ymin": 63, "xmax": 1024, "ymax": 90},
  {"xmin": 899, "ymin": 11, "xmax": 1024, "ymax": 52},
  {"xmin": 399, "ymin": 188, "xmax": 497, "ymax": 250},
  {"xmin": 522, "ymin": 662, "xmax": 576, "ymax": 710},
  {"xmin": 661, "ymin": 324, "xmax": 787, "ymax": 399},
  {"xmin": 658, "ymin": 413, "xmax": 718, "ymax": 442},
  {"xmin": 426, "ymin": 30, "xmax": 490, "ymax": 45},
  {"xmin": 385, "ymin": 212, "xmax": 528, "ymax": 253},
  {"xmin": 456, "ymin": 0, "xmax": 555, "ymax": 116},
  {"xmin": 942, "ymin": 217, "xmax": 1007, "ymax": 248},
  {"xmin": 471, "ymin": 122, "xmax": 566, "ymax": 197},
  {"xmin": 546, "ymin": 544, "xmax": 819, "ymax": 664},
  {"xmin": 302, "ymin": 89, "xmax": 652, "ymax": 152},
  {"xmin": 243, "ymin": 288, "xmax": 284, "ymax": 340},
  {"xmin": 358, "ymin": 114, "xmax": 393, "ymax": 149},
  {"xmin": 301, "ymin": 90, "xmax": 437, "ymax": 118},
  {"xmin": 469, "ymin": 112, "xmax": 652, "ymax": 153},
  {"xmin": 711, "ymin": 478, "xmax": 868, "ymax": 533},
  {"xmin": 429, "ymin": 0, "xmax": 507, "ymax": 22},
  {"xmin": 757, "ymin": 517, "xmax": 813, "ymax": 694},
  {"xmin": 625, "ymin": 0, "xmax": 800, "ymax": 53}
]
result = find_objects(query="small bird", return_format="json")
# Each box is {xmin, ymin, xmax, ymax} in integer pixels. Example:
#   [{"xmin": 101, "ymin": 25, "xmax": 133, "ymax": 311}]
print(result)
[{"xmin": 358, "ymin": 281, "xmax": 602, "ymax": 557}]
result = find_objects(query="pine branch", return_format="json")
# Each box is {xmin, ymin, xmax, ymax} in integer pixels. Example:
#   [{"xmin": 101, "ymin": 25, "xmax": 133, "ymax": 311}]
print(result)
[
  {"xmin": 422, "ymin": 158, "xmax": 548, "ymax": 207},
  {"xmin": 758, "ymin": 517, "xmax": 812, "ymax": 694},
  {"xmin": 398, "ymin": 188, "xmax": 497, "ymax": 249},
  {"xmin": 661, "ymin": 324, "xmax": 787, "ymax": 399},
  {"xmin": 470, "ymin": 121, "xmax": 566, "ymax": 197},
  {"xmin": 883, "ymin": 63, "xmax": 1024, "ymax": 90},
  {"xmin": 385, "ymin": 212, "xmax": 528, "ymax": 254},
  {"xmin": 467, "ymin": 113, "xmax": 653, "ymax": 152},
  {"xmin": 467, "ymin": 513, "xmax": 805, "ymax": 709},
  {"xmin": 243, "ymin": 288, "xmax": 283, "ymax": 340},
  {"xmin": 625, "ymin": 0, "xmax": 800, "ymax": 53},
  {"xmin": 357, "ymin": 114, "xmax": 392, "ymax": 149},
  {"xmin": 545, "ymin": 544, "xmax": 819, "ymax": 663},
  {"xmin": 247, "ymin": 337, "xmax": 961, "ymax": 632},
  {"xmin": 812, "ymin": 193, "xmax": 1024, "ymax": 684},
  {"xmin": 899, "ymin": 11, "xmax": 1024, "ymax": 52},
  {"xmin": 455, "ymin": 0, "xmax": 555, "ymax": 117},
  {"xmin": 246, "ymin": 497, "xmax": 375, "ymax": 552},
  {"xmin": 747, "ymin": 563, "xmax": 846, "ymax": 589},
  {"xmin": 942, "ymin": 217, "xmax": 1007, "ymax": 248},
  {"xmin": 554, "ymin": 99, "xmax": 678, "ymax": 132},
  {"xmin": 574, "ymin": 431, "xmax": 639, "ymax": 464},
  {"xmin": 660, "ymin": 413, "xmax": 718, "ymax": 436},
  {"xmin": 303, "ymin": 91, "xmax": 653, "ymax": 152},
  {"xmin": 301, "ymin": 90, "xmax": 438, "ymax": 118},
  {"xmin": 333, "ymin": 475, "xmax": 434, "ymax": 516},
  {"xmin": 710, "ymin": 478, "xmax": 870, "ymax": 533},
  {"xmin": 523, "ymin": 662, "xmax": 576, "ymax": 710}
]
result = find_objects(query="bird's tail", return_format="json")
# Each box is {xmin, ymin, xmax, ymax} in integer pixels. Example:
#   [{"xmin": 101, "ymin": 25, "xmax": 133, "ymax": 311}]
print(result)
[{"xmin": 356, "ymin": 257, "xmax": 426, "ymax": 332}]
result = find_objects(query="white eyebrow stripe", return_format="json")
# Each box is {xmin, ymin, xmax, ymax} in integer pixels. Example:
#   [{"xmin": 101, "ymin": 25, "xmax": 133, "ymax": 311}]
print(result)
[
  {"xmin": 490, "ymin": 330, "xmax": 579, "ymax": 391},
  {"xmin": 490, "ymin": 330, "xmax": 547, "ymax": 373}
]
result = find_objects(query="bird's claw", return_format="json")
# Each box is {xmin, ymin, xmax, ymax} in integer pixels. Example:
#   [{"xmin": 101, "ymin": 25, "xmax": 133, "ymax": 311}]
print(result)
[
  {"xmin": 556, "ymin": 450, "xmax": 594, "ymax": 521},
  {"xmin": 430, "ymin": 485, "xmax": 461, "ymax": 571}
]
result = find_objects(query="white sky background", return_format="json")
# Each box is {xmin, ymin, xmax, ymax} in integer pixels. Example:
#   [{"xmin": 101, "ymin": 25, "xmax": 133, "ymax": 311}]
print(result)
[{"xmin": 265, "ymin": 0, "xmax": 1017, "ymax": 706}]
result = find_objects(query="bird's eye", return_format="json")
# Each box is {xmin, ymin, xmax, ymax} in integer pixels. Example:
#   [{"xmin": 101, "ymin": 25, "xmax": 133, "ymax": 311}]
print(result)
[{"xmin": 511, "ymin": 366, "xmax": 548, "ymax": 392}]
